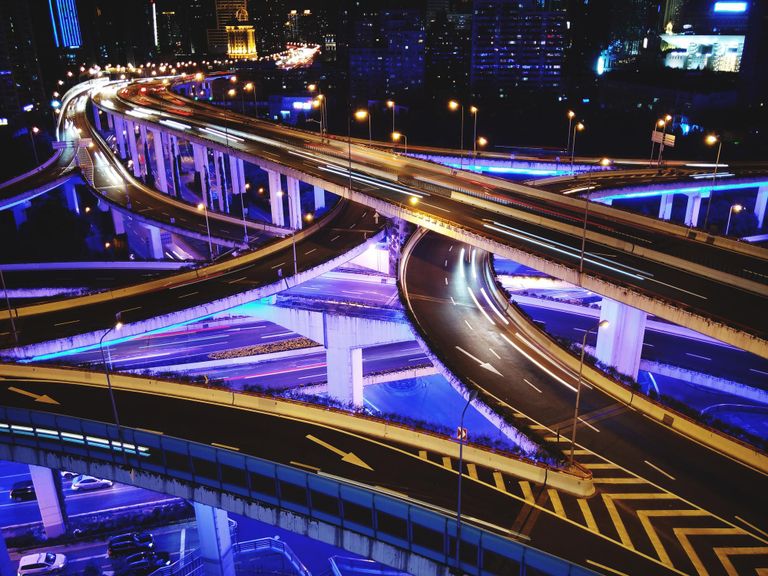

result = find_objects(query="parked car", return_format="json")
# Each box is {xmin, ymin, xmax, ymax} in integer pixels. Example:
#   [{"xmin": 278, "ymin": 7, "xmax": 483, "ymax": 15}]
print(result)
[
  {"xmin": 118, "ymin": 551, "xmax": 171, "ymax": 576},
  {"xmin": 71, "ymin": 475, "xmax": 113, "ymax": 491},
  {"xmin": 108, "ymin": 531, "xmax": 155, "ymax": 557},
  {"xmin": 10, "ymin": 480, "xmax": 35, "ymax": 501},
  {"xmin": 17, "ymin": 553, "xmax": 67, "ymax": 576}
]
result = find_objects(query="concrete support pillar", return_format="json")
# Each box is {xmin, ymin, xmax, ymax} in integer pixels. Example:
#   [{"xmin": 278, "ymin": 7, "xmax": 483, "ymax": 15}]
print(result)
[
  {"xmin": 112, "ymin": 209, "xmax": 125, "ymax": 235},
  {"xmin": 166, "ymin": 134, "xmax": 180, "ymax": 197},
  {"xmin": 229, "ymin": 155, "xmax": 241, "ymax": 196},
  {"xmin": 92, "ymin": 107, "xmax": 103, "ymax": 132},
  {"xmin": 29, "ymin": 465, "xmax": 66, "ymax": 539},
  {"xmin": 237, "ymin": 158, "xmax": 246, "ymax": 197},
  {"xmin": 106, "ymin": 111, "xmax": 114, "ymax": 131},
  {"xmin": 62, "ymin": 179, "xmax": 79, "ymax": 214},
  {"xmin": 193, "ymin": 503, "xmax": 235, "ymax": 576},
  {"xmin": 139, "ymin": 125, "xmax": 150, "ymax": 178},
  {"xmin": 313, "ymin": 185, "xmax": 326, "ymax": 211},
  {"xmin": 267, "ymin": 170, "xmax": 285, "ymax": 227},
  {"xmin": 658, "ymin": 194, "xmax": 673, "ymax": 220},
  {"xmin": 0, "ymin": 525, "xmax": 12, "ymax": 576},
  {"xmin": 684, "ymin": 193, "xmax": 702, "ymax": 227},
  {"xmin": 192, "ymin": 143, "xmax": 209, "ymax": 206},
  {"xmin": 126, "ymin": 120, "xmax": 142, "ymax": 178},
  {"xmin": 755, "ymin": 185, "xmax": 767, "ymax": 229},
  {"xmin": 286, "ymin": 176, "xmax": 302, "ymax": 230},
  {"xmin": 212, "ymin": 151, "xmax": 225, "ymax": 211},
  {"xmin": 595, "ymin": 299, "xmax": 647, "ymax": 380},
  {"xmin": 151, "ymin": 130, "xmax": 167, "ymax": 193},
  {"xmin": 143, "ymin": 224, "xmax": 164, "ymax": 260},
  {"xmin": 113, "ymin": 115, "xmax": 127, "ymax": 159},
  {"xmin": 325, "ymin": 315, "xmax": 364, "ymax": 406}
]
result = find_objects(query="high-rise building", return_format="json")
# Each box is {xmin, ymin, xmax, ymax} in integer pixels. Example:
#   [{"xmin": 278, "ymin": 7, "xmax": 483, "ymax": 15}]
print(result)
[
  {"xmin": 226, "ymin": 7, "xmax": 258, "ymax": 59},
  {"xmin": 48, "ymin": 0, "xmax": 83, "ymax": 50},
  {"xmin": 251, "ymin": 0, "xmax": 286, "ymax": 56},
  {"xmin": 425, "ymin": 7, "xmax": 472, "ymax": 97},
  {"xmin": 0, "ymin": 0, "xmax": 45, "ymax": 121},
  {"xmin": 209, "ymin": 0, "xmax": 248, "ymax": 54},
  {"xmin": 471, "ymin": 0, "xmax": 567, "ymax": 98}
]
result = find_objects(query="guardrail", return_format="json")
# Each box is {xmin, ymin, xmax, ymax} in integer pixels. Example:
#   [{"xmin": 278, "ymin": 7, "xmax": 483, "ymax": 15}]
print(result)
[
  {"xmin": 234, "ymin": 538, "xmax": 311, "ymax": 576},
  {"xmin": 0, "ymin": 406, "xmax": 597, "ymax": 576}
]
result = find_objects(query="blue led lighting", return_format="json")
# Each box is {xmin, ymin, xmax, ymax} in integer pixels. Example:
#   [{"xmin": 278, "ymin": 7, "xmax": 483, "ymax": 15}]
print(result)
[
  {"xmin": 713, "ymin": 2, "xmax": 747, "ymax": 12},
  {"xmin": 603, "ymin": 180, "xmax": 768, "ymax": 201},
  {"xmin": 444, "ymin": 163, "xmax": 571, "ymax": 176}
]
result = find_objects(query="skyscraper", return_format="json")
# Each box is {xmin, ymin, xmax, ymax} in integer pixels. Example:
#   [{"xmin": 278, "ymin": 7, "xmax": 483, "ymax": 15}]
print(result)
[
  {"xmin": 48, "ymin": 0, "xmax": 83, "ymax": 50},
  {"xmin": 471, "ymin": 0, "xmax": 567, "ymax": 98},
  {"xmin": 0, "ymin": 0, "xmax": 45, "ymax": 120},
  {"xmin": 226, "ymin": 7, "xmax": 258, "ymax": 59},
  {"xmin": 209, "ymin": 0, "xmax": 248, "ymax": 54}
]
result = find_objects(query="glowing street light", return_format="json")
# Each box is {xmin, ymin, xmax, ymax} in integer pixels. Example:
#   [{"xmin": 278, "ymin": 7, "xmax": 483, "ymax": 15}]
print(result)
[
  {"xmin": 470, "ymin": 106, "xmax": 479, "ymax": 156},
  {"xmin": 725, "ymin": 203, "xmax": 743, "ymax": 236},
  {"xmin": 386, "ymin": 99, "xmax": 396, "ymax": 133},
  {"xmin": 391, "ymin": 131, "xmax": 407, "ymax": 154},
  {"xmin": 354, "ymin": 108, "xmax": 371, "ymax": 142},
  {"xmin": 244, "ymin": 82, "xmax": 256, "ymax": 115},
  {"xmin": 99, "ymin": 315, "xmax": 125, "ymax": 441},
  {"xmin": 570, "ymin": 122, "xmax": 585, "ymax": 175},
  {"xmin": 566, "ymin": 110, "xmax": 576, "ymax": 154},
  {"xmin": 197, "ymin": 203, "xmax": 213, "ymax": 260},
  {"xmin": 703, "ymin": 134, "xmax": 723, "ymax": 230}
]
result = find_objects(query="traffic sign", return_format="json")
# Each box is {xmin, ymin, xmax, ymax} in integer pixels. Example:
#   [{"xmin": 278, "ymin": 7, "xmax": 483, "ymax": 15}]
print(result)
[
  {"xmin": 456, "ymin": 426, "xmax": 468, "ymax": 441},
  {"xmin": 651, "ymin": 131, "xmax": 676, "ymax": 147}
]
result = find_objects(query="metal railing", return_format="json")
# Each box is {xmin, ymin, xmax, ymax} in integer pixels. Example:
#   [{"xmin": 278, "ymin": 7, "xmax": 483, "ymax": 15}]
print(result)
[
  {"xmin": 0, "ymin": 406, "xmax": 598, "ymax": 576},
  {"xmin": 235, "ymin": 538, "xmax": 311, "ymax": 576}
]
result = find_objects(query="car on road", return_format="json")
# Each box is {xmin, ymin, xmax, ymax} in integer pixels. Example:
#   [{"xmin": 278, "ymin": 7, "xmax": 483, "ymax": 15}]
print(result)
[
  {"xmin": 71, "ymin": 475, "xmax": 113, "ymax": 491},
  {"xmin": 108, "ymin": 531, "xmax": 155, "ymax": 557},
  {"xmin": 10, "ymin": 480, "xmax": 35, "ymax": 501},
  {"xmin": 59, "ymin": 470, "xmax": 77, "ymax": 480},
  {"xmin": 117, "ymin": 551, "xmax": 171, "ymax": 576},
  {"xmin": 17, "ymin": 552, "xmax": 67, "ymax": 576}
]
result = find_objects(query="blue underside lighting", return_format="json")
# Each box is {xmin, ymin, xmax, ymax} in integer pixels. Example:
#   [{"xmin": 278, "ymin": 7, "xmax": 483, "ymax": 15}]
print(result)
[
  {"xmin": 713, "ymin": 2, "xmax": 747, "ymax": 13},
  {"xmin": 444, "ymin": 163, "xmax": 571, "ymax": 176},
  {"xmin": 603, "ymin": 180, "xmax": 768, "ymax": 201}
]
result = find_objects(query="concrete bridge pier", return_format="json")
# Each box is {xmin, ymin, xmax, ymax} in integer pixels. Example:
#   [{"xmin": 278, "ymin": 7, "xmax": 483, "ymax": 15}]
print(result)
[
  {"xmin": 286, "ymin": 176, "xmax": 302, "ymax": 230},
  {"xmin": 595, "ymin": 298, "xmax": 647, "ymax": 381},
  {"xmin": 194, "ymin": 502, "xmax": 235, "ymax": 576},
  {"xmin": 313, "ymin": 185, "xmax": 326, "ymax": 211},
  {"xmin": 0, "ymin": 527, "xmax": 11, "ymax": 576},
  {"xmin": 658, "ymin": 193, "xmax": 673, "ymax": 220},
  {"xmin": 755, "ymin": 185, "xmax": 767, "ymax": 229},
  {"xmin": 62, "ymin": 180, "xmax": 79, "ymax": 215},
  {"xmin": 125, "ymin": 120, "xmax": 142, "ymax": 179},
  {"xmin": 112, "ymin": 208, "xmax": 125, "ymax": 235},
  {"xmin": 11, "ymin": 201, "xmax": 31, "ymax": 230},
  {"xmin": 684, "ymin": 192, "xmax": 702, "ymax": 227},
  {"xmin": 92, "ymin": 106, "xmax": 103, "ymax": 132},
  {"xmin": 267, "ymin": 169, "xmax": 285, "ymax": 227},
  {"xmin": 105, "ymin": 110, "xmax": 113, "ymax": 132},
  {"xmin": 112, "ymin": 114, "xmax": 127, "ymax": 160},
  {"xmin": 192, "ymin": 142, "xmax": 210, "ymax": 207},
  {"xmin": 151, "ymin": 129, "xmax": 168, "ymax": 193},
  {"xmin": 29, "ymin": 464, "xmax": 67, "ymax": 539}
]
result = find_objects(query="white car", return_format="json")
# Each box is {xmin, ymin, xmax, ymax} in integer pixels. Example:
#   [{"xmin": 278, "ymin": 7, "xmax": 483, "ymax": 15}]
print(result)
[
  {"xmin": 71, "ymin": 474, "xmax": 113, "ymax": 491},
  {"xmin": 17, "ymin": 552, "xmax": 67, "ymax": 576}
]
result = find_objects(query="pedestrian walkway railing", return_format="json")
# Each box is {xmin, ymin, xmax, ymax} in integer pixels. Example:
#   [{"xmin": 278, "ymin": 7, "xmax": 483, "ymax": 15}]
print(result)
[
  {"xmin": 0, "ymin": 406, "xmax": 598, "ymax": 576},
  {"xmin": 235, "ymin": 538, "xmax": 311, "ymax": 576},
  {"xmin": 149, "ymin": 551, "xmax": 203, "ymax": 576}
]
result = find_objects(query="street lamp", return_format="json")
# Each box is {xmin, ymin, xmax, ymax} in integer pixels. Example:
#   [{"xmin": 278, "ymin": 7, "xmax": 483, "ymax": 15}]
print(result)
[
  {"xmin": 656, "ymin": 114, "xmax": 672, "ymax": 166},
  {"xmin": 455, "ymin": 388, "xmax": 478, "ymax": 574},
  {"xmin": 448, "ymin": 100, "xmax": 464, "ymax": 167},
  {"xmin": 702, "ymin": 134, "xmax": 723, "ymax": 230},
  {"xmin": 244, "ymin": 82, "xmax": 256, "ymax": 115},
  {"xmin": 308, "ymin": 84, "xmax": 327, "ymax": 140},
  {"xmin": 649, "ymin": 118, "xmax": 666, "ymax": 166},
  {"xmin": 470, "ymin": 106, "xmax": 478, "ymax": 157},
  {"xmin": 570, "ymin": 122, "xmax": 585, "ymax": 175},
  {"xmin": 391, "ymin": 131, "xmax": 407, "ymax": 154},
  {"xmin": 566, "ymin": 110, "xmax": 575, "ymax": 154},
  {"xmin": 725, "ymin": 203, "xmax": 743, "ymax": 236},
  {"xmin": 386, "ymin": 100, "xmax": 395, "ymax": 134},
  {"xmin": 29, "ymin": 127, "xmax": 40, "ymax": 165},
  {"xmin": 477, "ymin": 136, "xmax": 488, "ymax": 151},
  {"xmin": 569, "ymin": 319, "xmax": 609, "ymax": 466},
  {"xmin": 99, "ymin": 316, "xmax": 124, "ymax": 432},
  {"xmin": 354, "ymin": 109, "xmax": 371, "ymax": 142},
  {"xmin": 197, "ymin": 203, "xmax": 213, "ymax": 261}
]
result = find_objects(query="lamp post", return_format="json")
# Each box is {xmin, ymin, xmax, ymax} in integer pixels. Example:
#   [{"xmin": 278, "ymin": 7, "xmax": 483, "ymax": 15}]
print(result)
[
  {"xmin": 725, "ymin": 203, "xmax": 743, "ymax": 236},
  {"xmin": 225, "ymin": 88, "xmax": 248, "ymax": 244},
  {"xmin": 702, "ymin": 134, "xmax": 723, "ymax": 230},
  {"xmin": 386, "ymin": 100, "xmax": 395, "ymax": 134},
  {"xmin": 566, "ymin": 110, "xmax": 575, "ymax": 154},
  {"xmin": 391, "ymin": 131, "xmax": 407, "ymax": 154},
  {"xmin": 649, "ymin": 118, "xmax": 665, "ymax": 167},
  {"xmin": 569, "ymin": 319, "xmax": 609, "ymax": 466},
  {"xmin": 455, "ymin": 389, "xmax": 478, "ymax": 574},
  {"xmin": 448, "ymin": 100, "xmax": 464, "ymax": 168},
  {"xmin": 99, "ymin": 317, "xmax": 124, "ymax": 431},
  {"xmin": 470, "ymin": 106, "xmax": 478, "ymax": 157},
  {"xmin": 657, "ymin": 114, "xmax": 672, "ymax": 166},
  {"xmin": 570, "ymin": 122, "xmax": 585, "ymax": 175},
  {"xmin": 354, "ymin": 109, "xmax": 371, "ymax": 142},
  {"xmin": 244, "ymin": 82, "xmax": 256, "ymax": 115},
  {"xmin": 308, "ymin": 84, "xmax": 327, "ymax": 140},
  {"xmin": 29, "ymin": 127, "xmax": 40, "ymax": 165},
  {"xmin": 197, "ymin": 202, "xmax": 213, "ymax": 260}
]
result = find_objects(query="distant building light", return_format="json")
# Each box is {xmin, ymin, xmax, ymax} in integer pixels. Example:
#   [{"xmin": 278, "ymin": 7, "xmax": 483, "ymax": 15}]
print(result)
[
  {"xmin": 22, "ymin": 104, "xmax": 34, "ymax": 112},
  {"xmin": 292, "ymin": 101, "xmax": 312, "ymax": 110},
  {"xmin": 713, "ymin": 2, "xmax": 747, "ymax": 12},
  {"xmin": 0, "ymin": 118, "xmax": 8, "ymax": 126},
  {"xmin": 596, "ymin": 56, "xmax": 606, "ymax": 75},
  {"xmin": 51, "ymin": 99, "xmax": 61, "ymax": 108},
  {"xmin": 582, "ymin": 98, "xmax": 590, "ymax": 103}
]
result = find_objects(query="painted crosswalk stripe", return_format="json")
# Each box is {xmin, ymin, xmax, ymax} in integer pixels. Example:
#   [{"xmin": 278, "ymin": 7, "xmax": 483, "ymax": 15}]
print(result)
[
  {"xmin": 548, "ymin": 489, "xmax": 566, "ymax": 518},
  {"xmin": 577, "ymin": 498, "xmax": 598, "ymax": 532}
]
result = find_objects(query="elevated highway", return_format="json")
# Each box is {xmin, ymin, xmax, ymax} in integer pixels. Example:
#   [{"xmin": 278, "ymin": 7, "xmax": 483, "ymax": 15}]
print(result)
[{"xmin": 81, "ymin": 75, "xmax": 768, "ymax": 358}]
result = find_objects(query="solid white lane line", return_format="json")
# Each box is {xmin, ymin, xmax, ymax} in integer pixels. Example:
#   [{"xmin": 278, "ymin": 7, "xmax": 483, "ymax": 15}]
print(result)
[
  {"xmin": 578, "ymin": 417, "xmax": 600, "ymax": 433},
  {"xmin": 644, "ymin": 460, "xmax": 675, "ymax": 480},
  {"xmin": 178, "ymin": 292, "xmax": 198, "ymax": 299},
  {"xmin": 523, "ymin": 378, "xmax": 542, "ymax": 393},
  {"xmin": 500, "ymin": 333, "xmax": 576, "ymax": 392},
  {"xmin": 305, "ymin": 248, "xmax": 317, "ymax": 255},
  {"xmin": 489, "ymin": 348, "xmax": 501, "ymax": 360},
  {"xmin": 467, "ymin": 286, "xmax": 495, "ymax": 326},
  {"xmin": 685, "ymin": 353, "xmax": 711, "ymax": 361},
  {"xmin": 270, "ymin": 262, "xmax": 286, "ymax": 269},
  {"xmin": 54, "ymin": 319, "xmax": 80, "ymax": 326}
]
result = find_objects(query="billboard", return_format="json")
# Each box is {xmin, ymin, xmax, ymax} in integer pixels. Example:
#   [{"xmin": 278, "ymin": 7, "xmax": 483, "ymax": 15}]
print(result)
[{"xmin": 660, "ymin": 34, "xmax": 745, "ymax": 72}]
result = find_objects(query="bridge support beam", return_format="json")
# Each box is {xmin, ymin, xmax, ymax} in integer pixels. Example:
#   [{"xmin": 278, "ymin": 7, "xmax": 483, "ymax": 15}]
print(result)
[
  {"xmin": 267, "ymin": 170, "xmax": 285, "ymax": 227},
  {"xmin": 595, "ymin": 299, "xmax": 647, "ymax": 380},
  {"xmin": 113, "ymin": 115, "xmax": 127, "ymax": 160},
  {"xmin": 29, "ymin": 465, "xmax": 66, "ymax": 539},
  {"xmin": 151, "ymin": 129, "xmax": 168, "ymax": 193},
  {"xmin": 12, "ymin": 201, "xmax": 30, "ymax": 230},
  {"xmin": 286, "ymin": 176, "xmax": 302, "ymax": 230},
  {"xmin": 112, "ymin": 209, "xmax": 125, "ymax": 235},
  {"xmin": 193, "ymin": 503, "xmax": 235, "ymax": 576},
  {"xmin": 62, "ymin": 179, "xmax": 79, "ymax": 215},
  {"xmin": 126, "ymin": 120, "xmax": 142, "ymax": 179},
  {"xmin": 143, "ymin": 224, "xmax": 164, "ymax": 260},
  {"xmin": 755, "ymin": 185, "xmax": 767, "ymax": 229},
  {"xmin": 92, "ymin": 107, "xmax": 103, "ymax": 132},
  {"xmin": 325, "ymin": 315, "xmax": 365, "ymax": 406},
  {"xmin": 212, "ymin": 151, "xmax": 226, "ymax": 212},
  {"xmin": 684, "ymin": 193, "xmax": 701, "ymax": 227},
  {"xmin": 313, "ymin": 185, "xmax": 326, "ymax": 211},
  {"xmin": 0, "ymin": 528, "xmax": 11, "ymax": 576},
  {"xmin": 658, "ymin": 194, "xmax": 673, "ymax": 220},
  {"xmin": 192, "ymin": 143, "xmax": 210, "ymax": 207}
]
